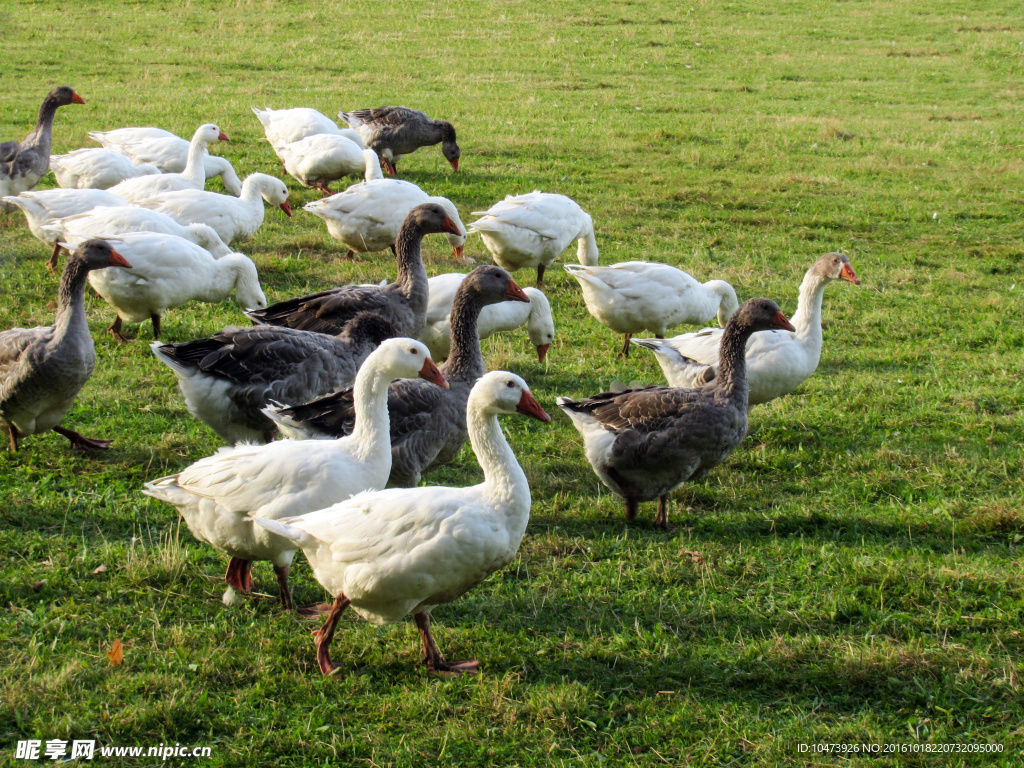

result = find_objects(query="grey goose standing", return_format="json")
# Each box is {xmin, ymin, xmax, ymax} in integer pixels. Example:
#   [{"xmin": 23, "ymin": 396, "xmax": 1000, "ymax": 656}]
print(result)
[
  {"xmin": 558, "ymin": 298, "xmax": 795, "ymax": 529},
  {"xmin": 338, "ymin": 106, "xmax": 460, "ymax": 175},
  {"xmin": 265, "ymin": 265, "xmax": 530, "ymax": 487},
  {"xmin": 1, "ymin": 239, "xmax": 132, "ymax": 451}
]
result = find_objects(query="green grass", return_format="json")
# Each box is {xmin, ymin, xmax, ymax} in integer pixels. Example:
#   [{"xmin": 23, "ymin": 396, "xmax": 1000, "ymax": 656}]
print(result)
[{"xmin": 2, "ymin": 0, "xmax": 1023, "ymax": 765}]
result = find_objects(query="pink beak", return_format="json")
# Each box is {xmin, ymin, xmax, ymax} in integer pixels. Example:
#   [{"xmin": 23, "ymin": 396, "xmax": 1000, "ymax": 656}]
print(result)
[
  {"xmin": 418, "ymin": 357, "xmax": 448, "ymax": 389},
  {"xmin": 840, "ymin": 263, "xmax": 861, "ymax": 285},
  {"xmin": 516, "ymin": 390, "xmax": 551, "ymax": 423},
  {"xmin": 280, "ymin": 200, "xmax": 292, "ymax": 217}
]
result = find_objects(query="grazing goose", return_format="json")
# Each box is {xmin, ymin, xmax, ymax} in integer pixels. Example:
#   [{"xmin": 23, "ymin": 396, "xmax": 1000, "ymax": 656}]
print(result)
[
  {"xmin": 143, "ymin": 339, "xmax": 447, "ymax": 612},
  {"xmin": 134, "ymin": 173, "xmax": 291, "ymax": 245},
  {"xmin": 558, "ymin": 298, "xmax": 794, "ymax": 529},
  {"xmin": 633, "ymin": 253, "xmax": 861, "ymax": 403},
  {"xmin": 62, "ymin": 231, "xmax": 267, "ymax": 341},
  {"xmin": 338, "ymin": 106, "xmax": 460, "ymax": 175},
  {"xmin": 1, "ymin": 239, "xmax": 131, "ymax": 451},
  {"xmin": 278, "ymin": 140, "xmax": 383, "ymax": 194},
  {"xmin": 420, "ymin": 272, "xmax": 555, "ymax": 362},
  {"xmin": 52, "ymin": 205, "xmax": 232, "ymax": 257},
  {"xmin": 468, "ymin": 191, "xmax": 598, "ymax": 287},
  {"xmin": 265, "ymin": 266, "xmax": 530, "ymax": 487},
  {"xmin": 89, "ymin": 127, "xmax": 243, "ymax": 195},
  {"xmin": 151, "ymin": 312, "xmax": 397, "ymax": 444},
  {"xmin": 1, "ymin": 86, "xmax": 86, "ymax": 211},
  {"xmin": 565, "ymin": 261, "xmax": 738, "ymax": 357},
  {"xmin": 248, "ymin": 203, "xmax": 460, "ymax": 338},
  {"xmin": 107, "ymin": 124, "xmax": 229, "ymax": 202},
  {"xmin": 255, "ymin": 371, "xmax": 550, "ymax": 676},
  {"xmin": 303, "ymin": 177, "xmax": 466, "ymax": 260},
  {"xmin": 50, "ymin": 148, "xmax": 160, "ymax": 190},
  {"xmin": 251, "ymin": 106, "xmax": 366, "ymax": 156},
  {"xmin": 2, "ymin": 188, "xmax": 127, "ymax": 270}
]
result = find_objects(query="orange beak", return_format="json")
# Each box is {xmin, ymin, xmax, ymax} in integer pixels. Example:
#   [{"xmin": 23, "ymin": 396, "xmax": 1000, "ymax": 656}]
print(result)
[
  {"xmin": 452, "ymin": 245, "xmax": 465, "ymax": 258},
  {"xmin": 280, "ymin": 200, "xmax": 292, "ymax": 217},
  {"xmin": 516, "ymin": 390, "xmax": 551, "ymax": 423},
  {"xmin": 504, "ymin": 279, "xmax": 530, "ymax": 303},
  {"xmin": 773, "ymin": 311, "xmax": 796, "ymax": 332},
  {"xmin": 218, "ymin": 131, "xmax": 230, "ymax": 142},
  {"xmin": 536, "ymin": 344, "xmax": 550, "ymax": 362},
  {"xmin": 450, "ymin": 158, "xmax": 460, "ymax": 172},
  {"xmin": 71, "ymin": 92, "xmax": 86, "ymax": 105},
  {"xmin": 383, "ymin": 157, "xmax": 396, "ymax": 175},
  {"xmin": 108, "ymin": 248, "xmax": 132, "ymax": 269},
  {"xmin": 840, "ymin": 263, "xmax": 860, "ymax": 285},
  {"xmin": 440, "ymin": 216, "xmax": 462, "ymax": 237},
  {"xmin": 418, "ymin": 357, "xmax": 448, "ymax": 389}
]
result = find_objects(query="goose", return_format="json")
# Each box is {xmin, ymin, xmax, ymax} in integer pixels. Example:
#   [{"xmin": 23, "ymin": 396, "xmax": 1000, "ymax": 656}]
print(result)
[
  {"xmin": 338, "ymin": 106, "xmax": 460, "ymax": 175},
  {"xmin": 50, "ymin": 148, "xmax": 160, "ymax": 190},
  {"xmin": 278, "ymin": 140, "xmax": 383, "ymax": 195},
  {"xmin": 107, "ymin": 124, "xmax": 229, "ymax": 202},
  {"xmin": 2, "ymin": 188, "xmax": 127, "ymax": 270},
  {"xmin": 565, "ymin": 261, "xmax": 739, "ymax": 357},
  {"xmin": 265, "ymin": 265, "xmax": 530, "ymax": 487},
  {"xmin": 558, "ymin": 298, "xmax": 794, "ymax": 529},
  {"xmin": 420, "ymin": 272, "xmax": 555, "ymax": 362},
  {"xmin": 248, "ymin": 203, "xmax": 461, "ymax": 339},
  {"xmin": 255, "ymin": 371, "xmax": 550, "ymax": 676},
  {"xmin": 52, "ymin": 205, "xmax": 232, "ymax": 257},
  {"xmin": 1, "ymin": 239, "xmax": 131, "ymax": 451},
  {"xmin": 151, "ymin": 312, "xmax": 397, "ymax": 445},
  {"xmin": 632, "ymin": 253, "xmax": 861, "ymax": 403},
  {"xmin": 134, "ymin": 173, "xmax": 291, "ymax": 245},
  {"xmin": 303, "ymin": 177, "xmax": 466, "ymax": 260},
  {"xmin": 468, "ymin": 191, "xmax": 598, "ymax": 287},
  {"xmin": 89, "ymin": 127, "xmax": 243, "ymax": 195},
  {"xmin": 143, "ymin": 338, "xmax": 447, "ymax": 612},
  {"xmin": 251, "ymin": 106, "xmax": 366, "ymax": 155},
  {"xmin": 62, "ymin": 231, "xmax": 267, "ymax": 341},
  {"xmin": 1, "ymin": 86, "xmax": 86, "ymax": 211}
]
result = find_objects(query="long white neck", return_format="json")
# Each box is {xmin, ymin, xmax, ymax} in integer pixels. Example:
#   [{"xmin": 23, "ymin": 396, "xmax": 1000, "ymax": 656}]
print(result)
[
  {"xmin": 789, "ymin": 272, "xmax": 830, "ymax": 359},
  {"xmin": 465, "ymin": 400, "xmax": 531, "ymax": 534},
  {"xmin": 181, "ymin": 134, "xmax": 210, "ymax": 187},
  {"xmin": 345, "ymin": 361, "xmax": 396, "ymax": 465},
  {"xmin": 576, "ymin": 219, "xmax": 599, "ymax": 266},
  {"xmin": 196, "ymin": 255, "xmax": 246, "ymax": 304}
]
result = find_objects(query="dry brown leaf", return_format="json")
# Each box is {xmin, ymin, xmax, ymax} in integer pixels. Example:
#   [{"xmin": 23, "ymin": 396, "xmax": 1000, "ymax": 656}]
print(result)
[
  {"xmin": 680, "ymin": 549, "xmax": 704, "ymax": 565},
  {"xmin": 92, "ymin": 564, "xmax": 108, "ymax": 575},
  {"xmin": 32, "ymin": 580, "xmax": 46, "ymax": 592},
  {"xmin": 107, "ymin": 639, "xmax": 123, "ymax": 666}
]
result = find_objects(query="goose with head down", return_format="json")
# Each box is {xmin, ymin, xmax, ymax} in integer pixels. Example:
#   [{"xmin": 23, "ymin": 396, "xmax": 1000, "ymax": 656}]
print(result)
[{"xmin": 338, "ymin": 106, "xmax": 459, "ymax": 175}]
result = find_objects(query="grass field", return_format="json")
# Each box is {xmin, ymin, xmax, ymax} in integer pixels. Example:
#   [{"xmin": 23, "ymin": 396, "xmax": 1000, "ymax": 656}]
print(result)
[{"xmin": 2, "ymin": 0, "xmax": 1023, "ymax": 765}]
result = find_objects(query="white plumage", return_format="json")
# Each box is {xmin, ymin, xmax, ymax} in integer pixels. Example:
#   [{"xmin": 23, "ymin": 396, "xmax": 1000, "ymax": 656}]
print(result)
[
  {"xmin": 278, "ymin": 140, "xmax": 382, "ymax": 193},
  {"xmin": 52, "ymin": 205, "xmax": 232, "ymax": 257},
  {"xmin": 106, "ymin": 124, "xmax": 228, "ymax": 203},
  {"xmin": 250, "ymin": 106, "xmax": 366, "ymax": 162},
  {"xmin": 49, "ymin": 148, "xmax": 160, "ymax": 190}
]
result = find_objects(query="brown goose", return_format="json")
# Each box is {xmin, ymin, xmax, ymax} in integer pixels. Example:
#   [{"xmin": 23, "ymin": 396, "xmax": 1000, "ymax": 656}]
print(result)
[
  {"xmin": 265, "ymin": 266, "xmax": 530, "ymax": 487},
  {"xmin": 338, "ymin": 106, "xmax": 460, "ymax": 175},
  {"xmin": 1, "ymin": 239, "xmax": 132, "ymax": 451},
  {"xmin": 246, "ymin": 203, "xmax": 461, "ymax": 338},
  {"xmin": 558, "ymin": 298, "xmax": 795, "ymax": 529},
  {"xmin": 0, "ymin": 86, "xmax": 86, "ymax": 211},
  {"xmin": 151, "ymin": 312, "xmax": 397, "ymax": 445}
]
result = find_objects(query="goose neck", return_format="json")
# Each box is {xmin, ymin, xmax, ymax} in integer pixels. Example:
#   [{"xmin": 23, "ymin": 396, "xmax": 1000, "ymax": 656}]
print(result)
[
  {"xmin": 181, "ymin": 134, "xmax": 209, "ymax": 185},
  {"xmin": 711, "ymin": 322, "xmax": 754, "ymax": 405},
  {"xmin": 346, "ymin": 361, "xmax": 395, "ymax": 462},
  {"xmin": 576, "ymin": 223, "xmax": 599, "ymax": 266},
  {"xmin": 790, "ymin": 272, "xmax": 829, "ymax": 342},
  {"xmin": 25, "ymin": 98, "xmax": 59, "ymax": 152},
  {"xmin": 54, "ymin": 259, "xmax": 90, "ymax": 338},
  {"xmin": 393, "ymin": 223, "xmax": 429, "ymax": 328},
  {"xmin": 465, "ymin": 400, "xmax": 531, "ymax": 524},
  {"xmin": 442, "ymin": 290, "xmax": 486, "ymax": 382}
]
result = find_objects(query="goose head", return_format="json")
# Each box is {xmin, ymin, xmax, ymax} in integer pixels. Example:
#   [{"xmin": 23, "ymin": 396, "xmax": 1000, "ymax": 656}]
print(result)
[
  {"xmin": 813, "ymin": 252, "xmax": 860, "ymax": 285},
  {"xmin": 193, "ymin": 123, "xmax": 230, "ymax": 145},
  {"xmin": 405, "ymin": 202, "xmax": 465, "ymax": 249},
  {"xmin": 426, "ymin": 197, "xmax": 467, "ymax": 256},
  {"xmin": 523, "ymin": 288, "xmax": 555, "ymax": 362},
  {"xmin": 47, "ymin": 86, "xmax": 86, "ymax": 107},
  {"xmin": 247, "ymin": 173, "xmax": 292, "ymax": 217},
  {"xmin": 462, "ymin": 264, "xmax": 529, "ymax": 306},
  {"xmin": 439, "ymin": 121, "xmax": 460, "ymax": 171},
  {"xmin": 222, "ymin": 253, "xmax": 267, "ymax": 310},
  {"xmin": 72, "ymin": 238, "xmax": 131, "ymax": 270},
  {"xmin": 471, "ymin": 371, "xmax": 550, "ymax": 422},
  {"xmin": 370, "ymin": 338, "xmax": 447, "ymax": 388},
  {"xmin": 729, "ymin": 297, "xmax": 795, "ymax": 334}
]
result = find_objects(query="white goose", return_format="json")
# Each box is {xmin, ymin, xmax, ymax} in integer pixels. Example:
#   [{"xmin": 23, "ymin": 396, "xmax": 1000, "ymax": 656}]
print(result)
[
  {"xmin": 89, "ymin": 126, "xmax": 243, "ymax": 195},
  {"xmin": 251, "ymin": 106, "xmax": 365, "ymax": 157},
  {"xmin": 2, "ymin": 188, "xmax": 127, "ymax": 270},
  {"xmin": 278, "ymin": 142, "xmax": 383, "ymax": 194},
  {"xmin": 565, "ymin": 261, "xmax": 739, "ymax": 357},
  {"xmin": 632, "ymin": 253, "xmax": 861, "ymax": 404},
  {"xmin": 143, "ymin": 338, "xmax": 447, "ymax": 612},
  {"xmin": 468, "ymin": 191, "xmax": 598, "ymax": 287},
  {"xmin": 107, "ymin": 124, "xmax": 229, "ymax": 203},
  {"xmin": 62, "ymin": 231, "xmax": 267, "ymax": 341},
  {"xmin": 420, "ymin": 272, "xmax": 555, "ymax": 361},
  {"xmin": 134, "ymin": 173, "xmax": 291, "ymax": 245},
  {"xmin": 50, "ymin": 148, "xmax": 160, "ymax": 190},
  {"xmin": 303, "ymin": 178, "xmax": 465, "ymax": 259},
  {"xmin": 254, "ymin": 371, "xmax": 551, "ymax": 676},
  {"xmin": 52, "ymin": 205, "xmax": 232, "ymax": 257}
]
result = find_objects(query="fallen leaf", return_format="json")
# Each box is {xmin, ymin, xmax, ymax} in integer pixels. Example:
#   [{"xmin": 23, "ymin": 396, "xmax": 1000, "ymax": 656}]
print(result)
[
  {"xmin": 107, "ymin": 639, "xmax": 123, "ymax": 666},
  {"xmin": 680, "ymin": 549, "xmax": 704, "ymax": 565},
  {"xmin": 32, "ymin": 580, "xmax": 46, "ymax": 592},
  {"xmin": 92, "ymin": 564, "xmax": 108, "ymax": 575}
]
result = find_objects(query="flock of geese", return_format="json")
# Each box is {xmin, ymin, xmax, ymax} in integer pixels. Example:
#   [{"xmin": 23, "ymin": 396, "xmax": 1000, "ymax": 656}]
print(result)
[{"xmin": 1, "ymin": 86, "xmax": 860, "ymax": 676}]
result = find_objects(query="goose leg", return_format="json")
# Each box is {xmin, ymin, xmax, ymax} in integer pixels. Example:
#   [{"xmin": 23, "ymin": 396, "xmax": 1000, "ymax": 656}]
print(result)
[
  {"xmin": 273, "ymin": 565, "xmax": 294, "ymax": 611},
  {"xmin": 536, "ymin": 264, "xmax": 546, "ymax": 289},
  {"xmin": 108, "ymin": 316, "xmax": 134, "ymax": 343},
  {"xmin": 151, "ymin": 314, "xmax": 161, "ymax": 340},
  {"xmin": 618, "ymin": 333, "xmax": 632, "ymax": 358},
  {"xmin": 312, "ymin": 182, "xmax": 332, "ymax": 196},
  {"xmin": 52, "ymin": 425, "xmax": 112, "ymax": 450},
  {"xmin": 8, "ymin": 424, "xmax": 19, "ymax": 452},
  {"xmin": 653, "ymin": 495, "xmax": 674, "ymax": 531},
  {"xmin": 225, "ymin": 557, "xmax": 254, "ymax": 594},
  {"xmin": 415, "ymin": 612, "xmax": 479, "ymax": 676},
  {"xmin": 47, "ymin": 242, "xmax": 63, "ymax": 273},
  {"xmin": 314, "ymin": 594, "xmax": 351, "ymax": 675}
]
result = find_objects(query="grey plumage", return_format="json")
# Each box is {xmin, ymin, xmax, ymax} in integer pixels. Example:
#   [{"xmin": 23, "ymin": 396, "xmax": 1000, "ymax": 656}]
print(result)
[{"xmin": 338, "ymin": 106, "xmax": 460, "ymax": 174}]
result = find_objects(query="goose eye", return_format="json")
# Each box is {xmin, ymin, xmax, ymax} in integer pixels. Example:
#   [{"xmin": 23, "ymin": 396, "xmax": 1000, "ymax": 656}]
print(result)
[
  {"xmin": 506, "ymin": 381, "xmax": 515, "ymax": 388},
  {"xmin": 409, "ymin": 348, "xmax": 419, "ymax": 355}
]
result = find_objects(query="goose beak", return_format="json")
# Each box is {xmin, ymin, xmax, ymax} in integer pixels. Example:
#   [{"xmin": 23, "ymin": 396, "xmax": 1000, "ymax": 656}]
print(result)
[
  {"xmin": 452, "ymin": 245, "xmax": 465, "ymax": 258},
  {"xmin": 418, "ymin": 357, "xmax": 448, "ymax": 389},
  {"xmin": 450, "ymin": 158, "xmax": 460, "ymax": 172},
  {"xmin": 440, "ymin": 216, "xmax": 462, "ymax": 237},
  {"xmin": 516, "ymin": 390, "xmax": 551, "ymax": 423},
  {"xmin": 383, "ymin": 158, "xmax": 396, "ymax": 175},
  {"xmin": 840, "ymin": 263, "xmax": 860, "ymax": 285},
  {"xmin": 108, "ymin": 248, "xmax": 132, "ymax": 269},
  {"xmin": 505, "ymin": 279, "xmax": 530, "ymax": 303},
  {"xmin": 773, "ymin": 310, "xmax": 796, "ymax": 332},
  {"xmin": 280, "ymin": 200, "xmax": 292, "ymax": 217},
  {"xmin": 536, "ymin": 343, "xmax": 550, "ymax": 362},
  {"xmin": 71, "ymin": 92, "xmax": 86, "ymax": 105},
  {"xmin": 218, "ymin": 131, "xmax": 230, "ymax": 142}
]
